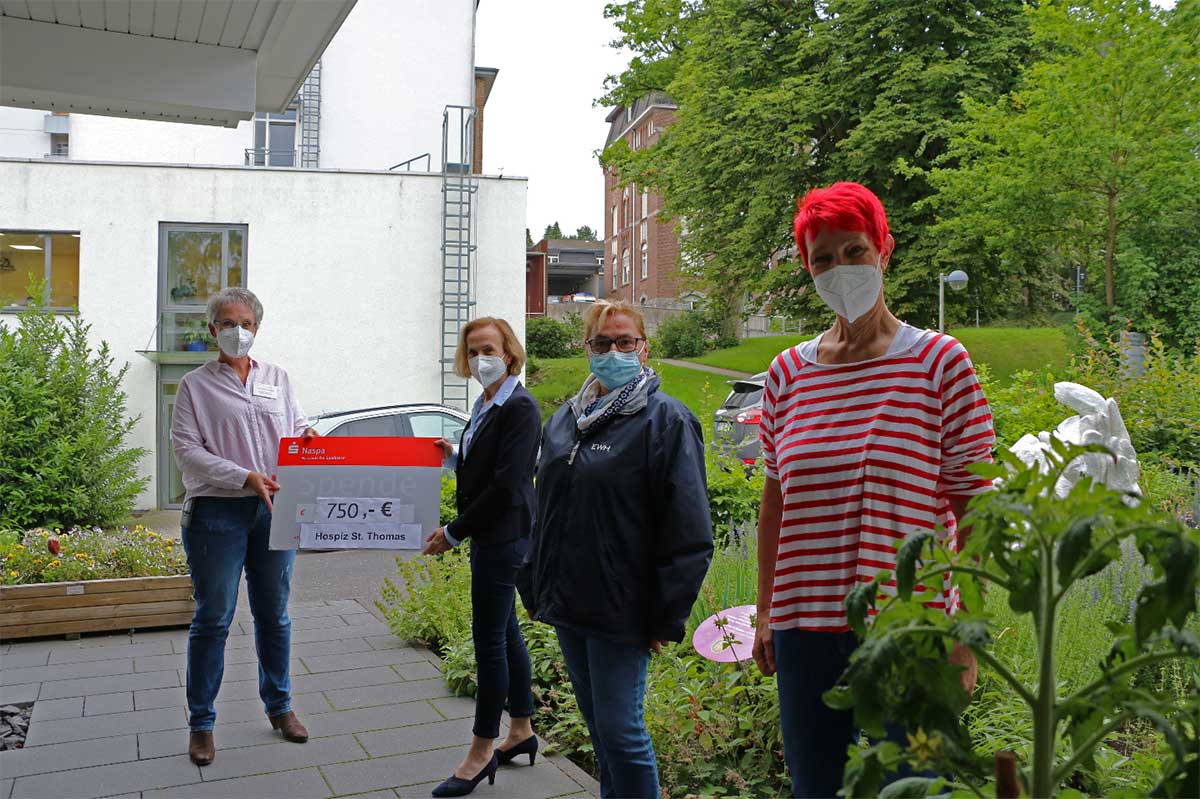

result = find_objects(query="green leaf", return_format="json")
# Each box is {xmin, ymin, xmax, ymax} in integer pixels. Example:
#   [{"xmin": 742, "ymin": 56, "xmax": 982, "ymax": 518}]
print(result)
[
  {"xmin": 896, "ymin": 532, "xmax": 935, "ymax": 600},
  {"xmin": 1055, "ymin": 514, "xmax": 1099, "ymax": 589},
  {"xmin": 879, "ymin": 777, "xmax": 945, "ymax": 798}
]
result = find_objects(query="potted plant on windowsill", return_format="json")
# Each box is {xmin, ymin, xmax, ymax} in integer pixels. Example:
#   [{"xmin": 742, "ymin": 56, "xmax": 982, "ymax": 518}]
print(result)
[{"xmin": 179, "ymin": 324, "xmax": 210, "ymax": 352}]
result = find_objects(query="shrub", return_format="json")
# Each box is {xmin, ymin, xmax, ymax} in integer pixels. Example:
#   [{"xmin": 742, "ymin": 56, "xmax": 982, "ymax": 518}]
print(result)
[
  {"xmin": 526, "ymin": 317, "xmax": 579, "ymax": 359},
  {"xmin": 1, "ymin": 525, "xmax": 187, "ymax": 585},
  {"xmin": 0, "ymin": 304, "xmax": 148, "ymax": 529},
  {"xmin": 705, "ymin": 447, "xmax": 765, "ymax": 547},
  {"xmin": 657, "ymin": 311, "xmax": 710, "ymax": 358},
  {"xmin": 439, "ymin": 475, "xmax": 457, "ymax": 526}
]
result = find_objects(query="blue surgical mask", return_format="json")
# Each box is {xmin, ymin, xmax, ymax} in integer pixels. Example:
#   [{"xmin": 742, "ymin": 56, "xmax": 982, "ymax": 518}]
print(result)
[{"xmin": 589, "ymin": 350, "xmax": 642, "ymax": 390}]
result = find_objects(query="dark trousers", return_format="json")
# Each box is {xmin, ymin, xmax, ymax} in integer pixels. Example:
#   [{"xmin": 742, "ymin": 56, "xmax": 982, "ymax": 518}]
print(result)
[
  {"xmin": 181, "ymin": 496, "xmax": 295, "ymax": 732},
  {"xmin": 775, "ymin": 628, "xmax": 923, "ymax": 799},
  {"xmin": 555, "ymin": 626, "xmax": 658, "ymax": 799},
  {"xmin": 469, "ymin": 538, "xmax": 535, "ymax": 739},
  {"xmin": 774, "ymin": 629, "xmax": 858, "ymax": 799}
]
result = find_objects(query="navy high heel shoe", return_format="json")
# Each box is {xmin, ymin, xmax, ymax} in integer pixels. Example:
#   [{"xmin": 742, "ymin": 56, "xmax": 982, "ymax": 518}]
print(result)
[
  {"xmin": 496, "ymin": 735, "xmax": 538, "ymax": 766},
  {"xmin": 431, "ymin": 753, "xmax": 499, "ymax": 797}
]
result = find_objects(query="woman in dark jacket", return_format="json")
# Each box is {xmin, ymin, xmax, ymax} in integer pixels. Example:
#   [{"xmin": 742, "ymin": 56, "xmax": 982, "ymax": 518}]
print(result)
[
  {"xmin": 520, "ymin": 300, "xmax": 714, "ymax": 799},
  {"xmin": 423, "ymin": 316, "xmax": 542, "ymax": 797}
]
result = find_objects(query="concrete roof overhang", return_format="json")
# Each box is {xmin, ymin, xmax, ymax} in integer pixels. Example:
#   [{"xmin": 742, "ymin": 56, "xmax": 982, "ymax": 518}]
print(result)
[{"xmin": 0, "ymin": 0, "xmax": 357, "ymax": 127}]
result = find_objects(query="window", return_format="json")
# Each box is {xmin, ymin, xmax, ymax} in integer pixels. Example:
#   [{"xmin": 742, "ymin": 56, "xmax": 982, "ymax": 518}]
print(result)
[
  {"xmin": 548, "ymin": 254, "xmax": 559, "ymax": 264},
  {"xmin": 612, "ymin": 253, "xmax": 619, "ymax": 290},
  {"xmin": 251, "ymin": 107, "xmax": 298, "ymax": 167},
  {"xmin": 330, "ymin": 415, "xmax": 401, "ymax": 437},
  {"xmin": 633, "ymin": 129, "xmax": 641, "ymax": 149},
  {"xmin": 641, "ymin": 242, "xmax": 649, "ymax": 280},
  {"xmin": 611, "ymin": 205, "xmax": 617, "ymax": 234},
  {"xmin": 596, "ymin": 256, "xmax": 605, "ymax": 266},
  {"xmin": 407, "ymin": 411, "xmax": 466, "ymax": 445},
  {"xmin": 159, "ymin": 224, "xmax": 247, "ymax": 352},
  {"xmin": 641, "ymin": 191, "xmax": 649, "ymax": 219},
  {"xmin": 622, "ymin": 248, "xmax": 630, "ymax": 285},
  {"xmin": 0, "ymin": 231, "xmax": 80, "ymax": 310},
  {"xmin": 625, "ymin": 107, "xmax": 632, "ymax": 123}
]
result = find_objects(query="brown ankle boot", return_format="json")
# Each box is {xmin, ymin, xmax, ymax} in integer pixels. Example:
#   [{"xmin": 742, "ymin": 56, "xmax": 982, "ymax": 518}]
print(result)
[
  {"xmin": 188, "ymin": 731, "xmax": 215, "ymax": 766},
  {"xmin": 269, "ymin": 711, "xmax": 309, "ymax": 743}
]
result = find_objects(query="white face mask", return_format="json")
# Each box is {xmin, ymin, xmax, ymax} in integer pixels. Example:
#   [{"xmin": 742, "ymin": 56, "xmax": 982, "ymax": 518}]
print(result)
[
  {"xmin": 216, "ymin": 326, "xmax": 255, "ymax": 358},
  {"xmin": 470, "ymin": 355, "xmax": 508, "ymax": 387},
  {"xmin": 812, "ymin": 263, "xmax": 883, "ymax": 324}
]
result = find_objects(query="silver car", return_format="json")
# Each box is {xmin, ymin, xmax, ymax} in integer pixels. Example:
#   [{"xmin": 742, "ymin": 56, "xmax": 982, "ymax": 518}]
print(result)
[
  {"xmin": 712, "ymin": 373, "xmax": 767, "ymax": 465},
  {"xmin": 310, "ymin": 403, "xmax": 469, "ymax": 476}
]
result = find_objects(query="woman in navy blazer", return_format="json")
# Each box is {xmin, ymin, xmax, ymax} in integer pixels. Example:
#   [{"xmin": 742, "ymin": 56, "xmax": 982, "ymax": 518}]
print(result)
[{"xmin": 422, "ymin": 316, "xmax": 542, "ymax": 797}]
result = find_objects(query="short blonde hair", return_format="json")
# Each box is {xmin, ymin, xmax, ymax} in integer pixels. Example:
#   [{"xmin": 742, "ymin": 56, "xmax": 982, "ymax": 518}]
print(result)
[
  {"xmin": 583, "ymin": 300, "xmax": 647, "ymax": 340},
  {"xmin": 453, "ymin": 317, "xmax": 527, "ymax": 378}
]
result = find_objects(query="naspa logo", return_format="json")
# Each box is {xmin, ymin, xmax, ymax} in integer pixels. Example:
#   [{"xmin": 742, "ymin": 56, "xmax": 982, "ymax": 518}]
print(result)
[
  {"xmin": 590, "ymin": 442, "xmax": 611, "ymax": 452},
  {"xmin": 287, "ymin": 442, "xmax": 300, "ymax": 455}
]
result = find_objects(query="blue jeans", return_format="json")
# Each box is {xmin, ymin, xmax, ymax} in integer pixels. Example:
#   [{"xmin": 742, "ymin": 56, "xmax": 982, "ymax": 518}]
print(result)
[
  {"xmin": 181, "ymin": 496, "xmax": 295, "ymax": 732},
  {"xmin": 555, "ymin": 627, "xmax": 658, "ymax": 799},
  {"xmin": 775, "ymin": 629, "xmax": 923, "ymax": 798},
  {"xmin": 469, "ymin": 538, "xmax": 534, "ymax": 739}
]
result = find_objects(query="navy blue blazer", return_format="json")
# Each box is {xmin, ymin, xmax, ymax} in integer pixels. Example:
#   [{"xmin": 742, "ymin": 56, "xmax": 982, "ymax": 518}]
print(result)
[{"xmin": 451, "ymin": 382, "xmax": 541, "ymax": 546}]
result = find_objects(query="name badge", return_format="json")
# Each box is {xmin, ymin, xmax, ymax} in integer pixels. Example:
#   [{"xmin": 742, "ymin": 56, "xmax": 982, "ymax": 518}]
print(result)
[{"xmin": 252, "ymin": 383, "xmax": 280, "ymax": 399}]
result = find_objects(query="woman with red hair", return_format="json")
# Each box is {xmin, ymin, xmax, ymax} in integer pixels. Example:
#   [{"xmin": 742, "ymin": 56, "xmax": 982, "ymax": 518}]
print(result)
[{"xmin": 751, "ymin": 182, "xmax": 995, "ymax": 797}]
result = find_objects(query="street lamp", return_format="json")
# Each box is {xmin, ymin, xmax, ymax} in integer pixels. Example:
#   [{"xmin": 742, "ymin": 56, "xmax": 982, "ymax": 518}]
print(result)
[{"xmin": 939, "ymin": 270, "xmax": 969, "ymax": 333}]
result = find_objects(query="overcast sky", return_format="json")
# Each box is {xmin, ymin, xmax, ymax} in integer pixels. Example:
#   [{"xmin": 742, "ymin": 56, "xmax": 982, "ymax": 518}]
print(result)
[
  {"xmin": 475, "ymin": 0, "xmax": 1177, "ymax": 243},
  {"xmin": 475, "ymin": 1, "xmax": 627, "ymax": 242}
]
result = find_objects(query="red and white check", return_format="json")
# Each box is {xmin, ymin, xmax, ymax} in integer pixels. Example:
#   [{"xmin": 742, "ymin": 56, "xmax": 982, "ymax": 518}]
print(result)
[{"xmin": 268, "ymin": 437, "xmax": 443, "ymax": 550}]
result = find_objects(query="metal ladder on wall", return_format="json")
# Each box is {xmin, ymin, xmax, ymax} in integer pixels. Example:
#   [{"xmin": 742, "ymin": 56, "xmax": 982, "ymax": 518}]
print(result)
[
  {"xmin": 298, "ymin": 61, "xmax": 321, "ymax": 168},
  {"xmin": 440, "ymin": 105, "xmax": 478, "ymax": 411}
]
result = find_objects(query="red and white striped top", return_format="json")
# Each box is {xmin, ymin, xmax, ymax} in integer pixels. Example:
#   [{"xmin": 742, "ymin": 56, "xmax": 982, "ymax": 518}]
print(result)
[{"xmin": 760, "ymin": 325, "xmax": 995, "ymax": 632}]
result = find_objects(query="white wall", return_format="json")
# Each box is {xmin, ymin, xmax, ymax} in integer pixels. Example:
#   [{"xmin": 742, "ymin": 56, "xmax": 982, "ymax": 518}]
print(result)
[
  {"xmin": 318, "ymin": 0, "xmax": 476, "ymax": 171},
  {"xmin": 0, "ymin": 158, "xmax": 527, "ymax": 509},
  {"xmin": 0, "ymin": 107, "xmax": 50, "ymax": 159},
  {"xmin": 68, "ymin": 115, "xmax": 253, "ymax": 166}
]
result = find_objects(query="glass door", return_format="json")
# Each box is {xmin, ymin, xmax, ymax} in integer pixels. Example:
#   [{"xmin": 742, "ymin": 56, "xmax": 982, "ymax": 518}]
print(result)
[{"xmin": 158, "ymin": 366, "xmax": 193, "ymax": 509}]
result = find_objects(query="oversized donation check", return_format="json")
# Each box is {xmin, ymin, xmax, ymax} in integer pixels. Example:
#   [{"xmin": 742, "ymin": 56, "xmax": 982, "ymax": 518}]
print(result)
[{"xmin": 268, "ymin": 437, "xmax": 442, "ymax": 550}]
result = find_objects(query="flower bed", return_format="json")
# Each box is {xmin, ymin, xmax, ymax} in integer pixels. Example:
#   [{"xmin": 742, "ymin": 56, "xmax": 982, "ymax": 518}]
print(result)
[{"xmin": 0, "ymin": 526, "xmax": 192, "ymax": 640}]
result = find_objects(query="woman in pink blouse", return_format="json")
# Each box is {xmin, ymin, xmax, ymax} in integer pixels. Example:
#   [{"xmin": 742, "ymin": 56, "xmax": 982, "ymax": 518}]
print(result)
[{"xmin": 171, "ymin": 287, "xmax": 316, "ymax": 767}]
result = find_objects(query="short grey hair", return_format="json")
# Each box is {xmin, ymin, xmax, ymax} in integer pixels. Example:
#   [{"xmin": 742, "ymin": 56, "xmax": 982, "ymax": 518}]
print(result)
[{"xmin": 206, "ymin": 287, "xmax": 264, "ymax": 326}]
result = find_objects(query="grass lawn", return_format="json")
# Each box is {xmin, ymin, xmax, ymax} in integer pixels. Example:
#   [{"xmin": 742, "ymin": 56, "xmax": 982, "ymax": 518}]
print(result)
[
  {"xmin": 526, "ymin": 356, "xmax": 730, "ymax": 434},
  {"xmin": 686, "ymin": 327, "xmax": 1071, "ymax": 384}
]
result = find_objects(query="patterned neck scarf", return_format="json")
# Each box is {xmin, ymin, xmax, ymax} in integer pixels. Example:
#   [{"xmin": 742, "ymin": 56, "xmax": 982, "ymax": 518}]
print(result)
[{"xmin": 571, "ymin": 366, "xmax": 655, "ymax": 436}]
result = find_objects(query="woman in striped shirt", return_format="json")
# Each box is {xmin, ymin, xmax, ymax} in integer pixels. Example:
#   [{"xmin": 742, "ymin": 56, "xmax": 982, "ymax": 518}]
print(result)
[{"xmin": 751, "ymin": 182, "xmax": 995, "ymax": 798}]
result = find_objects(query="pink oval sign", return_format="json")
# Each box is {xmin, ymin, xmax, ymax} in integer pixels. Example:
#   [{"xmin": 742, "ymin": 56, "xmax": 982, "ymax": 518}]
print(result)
[{"xmin": 691, "ymin": 604, "xmax": 757, "ymax": 663}]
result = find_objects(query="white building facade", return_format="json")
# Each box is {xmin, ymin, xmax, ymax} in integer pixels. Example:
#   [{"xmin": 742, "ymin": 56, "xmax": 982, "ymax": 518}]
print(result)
[{"xmin": 0, "ymin": 0, "xmax": 526, "ymax": 510}]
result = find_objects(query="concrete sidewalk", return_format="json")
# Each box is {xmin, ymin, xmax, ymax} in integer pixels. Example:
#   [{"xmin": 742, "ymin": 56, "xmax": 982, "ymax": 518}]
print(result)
[{"xmin": 0, "ymin": 600, "xmax": 599, "ymax": 799}]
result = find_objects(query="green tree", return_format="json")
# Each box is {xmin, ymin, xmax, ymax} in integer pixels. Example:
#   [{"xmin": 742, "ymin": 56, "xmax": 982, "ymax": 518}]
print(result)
[
  {"xmin": 543, "ymin": 221, "xmax": 564, "ymax": 240},
  {"xmin": 601, "ymin": 0, "xmax": 1030, "ymax": 327},
  {"xmin": 929, "ymin": 0, "xmax": 1200, "ymax": 338},
  {"xmin": 572, "ymin": 225, "xmax": 598, "ymax": 241},
  {"xmin": 0, "ymin": 302, "xmax": 148, "ymax": 529}
]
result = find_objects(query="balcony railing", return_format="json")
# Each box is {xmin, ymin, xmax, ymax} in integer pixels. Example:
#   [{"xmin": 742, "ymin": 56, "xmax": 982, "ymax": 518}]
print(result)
[{"xmin": 244, "ymin": 148, "xmax": 297, "ymax": 167}]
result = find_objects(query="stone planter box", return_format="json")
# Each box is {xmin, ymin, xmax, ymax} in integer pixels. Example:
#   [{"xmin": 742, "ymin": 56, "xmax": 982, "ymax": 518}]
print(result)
[{"xmin": 0, "ymin": 575, "xmax": 194, "ymax": 640}]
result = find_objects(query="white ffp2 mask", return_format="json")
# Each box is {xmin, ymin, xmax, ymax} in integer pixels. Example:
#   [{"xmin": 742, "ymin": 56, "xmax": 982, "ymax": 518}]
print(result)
[
  {"xmin": 812, "ymin": 264, "xmax": 883, "ymax": 324},
  {"xmin": 470, "ymin": 355, "xmax": 508, "ymax": 388},
  {"xmin": 216, "ymin": 326, "xmax": 255, "ymax": 358}
]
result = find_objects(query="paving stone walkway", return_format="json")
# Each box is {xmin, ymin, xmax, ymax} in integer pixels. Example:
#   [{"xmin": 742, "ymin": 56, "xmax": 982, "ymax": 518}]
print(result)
[{"xmin": 0, "ymin": 600, "xmax": 599, "ymax": 799}]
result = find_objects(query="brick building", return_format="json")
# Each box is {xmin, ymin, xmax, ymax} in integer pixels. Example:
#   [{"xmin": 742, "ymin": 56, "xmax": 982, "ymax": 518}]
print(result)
[{"xmin": 602, "ymin": 93, "xmax": 687, "ymax": 307}]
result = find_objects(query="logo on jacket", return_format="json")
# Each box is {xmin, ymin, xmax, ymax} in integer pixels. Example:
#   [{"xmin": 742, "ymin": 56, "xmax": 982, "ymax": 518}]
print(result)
[{"xmin": 590, "ymin": 443, "xmax": 611, "ymax": 452}]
